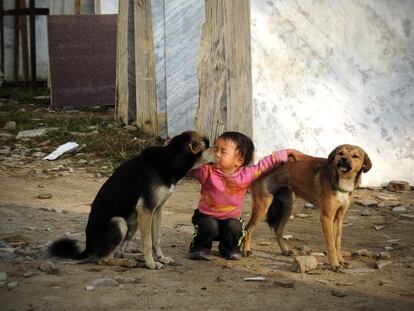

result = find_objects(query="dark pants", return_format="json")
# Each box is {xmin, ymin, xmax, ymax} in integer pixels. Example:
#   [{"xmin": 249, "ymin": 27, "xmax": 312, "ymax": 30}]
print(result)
[{"xmin": 189, "ymin": 209, "xmax": 245, "ymax": 256}]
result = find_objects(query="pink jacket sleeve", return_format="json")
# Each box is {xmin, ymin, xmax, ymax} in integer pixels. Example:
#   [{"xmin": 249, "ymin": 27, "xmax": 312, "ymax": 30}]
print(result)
[
  {"xmin": 245, "ymin": 149, "xmax": 288, "ymax": 182},
  {"xmin": 189, "ymin": 165, "xmax": 208, "ymax": 183}
]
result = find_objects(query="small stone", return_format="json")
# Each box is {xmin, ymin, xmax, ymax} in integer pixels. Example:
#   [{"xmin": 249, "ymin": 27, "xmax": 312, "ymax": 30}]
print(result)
[
  {"xmin": 0, "ymin": 272, "xmax": 7, "ymax": 282},
  {"xmin": 292, "ymin": 256, "xmax": 318, "ymax": 273},
  {"xmin": 384, "ymin": 246, "xmax": 394, "ymax": 251},
  {"xmin": 304, "ymin": 202, "xmax": 314, "ymax": 209},
  {"xmin": 331, "ymin": 289, "xmax": 347, "ymax": 297},
  {"xmin": 311, "ymin": 252, "xmax": 325, "ymax": 257},
  {"xmin": 283, "ymin": 235, "xmax": 293, "ymax": 240},
  {"xmin": 273, "ymin": 280, "xmax": 295, "ymax": 288},
  {"xmin": 392, "ymin": 206, "xmax": 407, "ymax": 213},
  {"xmin": 352, "ymin": 249, "xmax": 372, "ymax": 257},
  {"xmin": 298, "ymin": 245, "xmax": 311, "ymax": 254},
  {"xmin": 91, "ymin": 277, "xmax": 119, "ymax": 288},
  {"xmin": 257, "ymin": 242, "xmax": 271, "ymax": 246},
  {"xmin": 357, "ymin": 199, "xmax": 378, "ymax": 207},
  {"xmin": 387, "ymin": 180, "xmax": 410, "ymax": 192},
  {"xmin": 32, "ymin": 151, "xmax": 47, "ymax": 158},
  {"xmin": 3, "ymin": 121, "xmax": 16, "ymax": 131},
  {"xmin": 24, "ymin": 271, "xmax": 35, "ymax": 278},
  {"xmin": 379, "ymin": 252, "xmax": 391, "ymax": 260},
  {"xmin": 7, "ymin": 281, "xmax": 18, "ymax": 289},
  {"xmin": 296, "ymin": 213, "xmax": 310, "ymax": 218},
  {"xmin": 375, "ymin": 260, "xmax": 392, "ymax": 270},
  {"xmin": 400, "ymin": 214, "xmax": 414, "ymax": 220},
  {"xmin": 39, "ymin": 261, "xmax": 58, "ymax": 274},
  {"xmin": 374, "ymin": 225, "xmax": 385, "ymax": 231},
  {"xmin": 86, "ymin": 285, "xmax": 95, "ymax": 291},
  {"xmin": 361, "ymin": 209, "xmax": 371, "ymax": 216},
  {"xmin": 37, "ymin": 193, "xmax": 52, "ymax": 199},
  {"xmin": 244, "ymin": 276, "xmax": 266, "ymax": 282}
]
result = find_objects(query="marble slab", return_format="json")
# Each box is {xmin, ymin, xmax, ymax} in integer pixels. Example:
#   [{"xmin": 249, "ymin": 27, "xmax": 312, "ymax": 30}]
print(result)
[{"xmin": 251, "ymin": 0, "xmax": 414, "ymax": 186}]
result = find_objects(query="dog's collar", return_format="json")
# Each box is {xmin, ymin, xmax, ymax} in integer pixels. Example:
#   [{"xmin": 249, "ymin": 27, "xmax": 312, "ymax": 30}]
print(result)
[{"xmin": 336, "ymin": 186, "xmax": 351, "ymax": 193}]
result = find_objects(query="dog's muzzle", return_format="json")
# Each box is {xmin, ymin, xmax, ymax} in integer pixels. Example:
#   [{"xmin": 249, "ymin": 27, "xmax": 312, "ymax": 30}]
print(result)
[{"xmin": 337, "ymin": 156, "xmax": 352, "ymax": 172}]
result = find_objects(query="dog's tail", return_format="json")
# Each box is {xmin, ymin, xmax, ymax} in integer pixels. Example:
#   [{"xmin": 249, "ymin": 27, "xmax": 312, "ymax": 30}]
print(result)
[
  {"xmin": 48, "ymin": 238, "xmax": 89, "ymax": 260},
  {"xmin": 266, "ymin": 187, "xmax": 293, "ymax": 231}
]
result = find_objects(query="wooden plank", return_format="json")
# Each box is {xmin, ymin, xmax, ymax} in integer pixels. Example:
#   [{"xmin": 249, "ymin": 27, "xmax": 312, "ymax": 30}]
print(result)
[
  {"xmin": 134, "ymin": 0, "xmax": 159, "ymax": 136},
  {"xmin": 115, "ymin": 0, "xmax": 130, "ymax": 123},
  {"xmin": 75, "ymin": 0, "xmax": 81, "ymax": 15},
  {"xmin": 196, "ymin": 0, "xmax": 252, "ymax": 141}
]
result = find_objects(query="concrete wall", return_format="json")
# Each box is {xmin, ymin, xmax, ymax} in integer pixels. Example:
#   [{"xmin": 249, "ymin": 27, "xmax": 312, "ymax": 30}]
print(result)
[{"xmin": 250, "ymin": 0, "xmax": 414, "ymax": 186}]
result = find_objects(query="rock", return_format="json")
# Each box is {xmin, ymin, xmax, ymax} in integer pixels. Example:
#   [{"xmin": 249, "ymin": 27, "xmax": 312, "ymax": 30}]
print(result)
[
  {"xmin": 283, "ymin": 235, "xmax": 293, "ymax": 240},
  {"xmin": 387, "ymin": 180, "xmax": 410, "ymax": 192},
  {"xmin": 86, "ymin": 285, "xmax": 95, "ymax": 291},
  {"xmin": 378, "ymin": 252, "xmax": 391, "ymax": 260},
  {"xmin": 311, "ymin": 252, "xmax": 325, "ymax": 257},
  {"xmin": 304, "ymin": 202, "xmax": 315, "ymax": 209},
  {"xmin": 296, "ymin": 213, "xmax": 310, "ymax": 218},
  {"xmin": 16, "ymin": 128, "xmax": 58, "ymax": 139},
  {"xmin": 298, "ymin": 245, "xmax": 311, "ymax": 254},
  {"xmin": 292, "ymin": 256, "xmax": 318, "ymax": 273},
  {"xmin": 374, "ymin": 225, "xmax": 385, "ymax": 231},
  {"xmin": 400, "ymin": 214, "xmax": 414, "ymax": 220},
  {"xmin": 384, "ymin": 246, "xmax": 394, "ymax": 251},
  {"xmin": 3, "ymin": 121, "xmax": 16, "ymax": 131},
  {"xmin": 244, "ymin": 276, "xmax": 266, "ymax": 281},
  {"xmin": 361, "ymin": 209, "xmax": 371, "ymax": 216},
  {"xmin": 0, "ymin": 272, "xmax": 7, "ymax": 282},
  {"xmin": 273, "ymin": 279, "xmax": 295, "ymax": 288},
  {"xmin": 37, "ymin": 193, "xmax": 52, "ymax": 199},
  {"xmin": 331, "ymin": 289, "xmax": 347, "ymax": 297},
  {"xmin": 392, "ymin": 206, "xmax": 407, "ymax": 213},
  {"xmin": 91, "ymin": 277, "xmax": 119, "ymax": 288},
  {"xmin": 0, "ymin": 147, "xmax": 11, "ymax": 155},
  {"xmin": 356, "ymin": 199, "xmax": 378, "ymax": 207},
  {"xmin": 0, "ymin": 132, "xmax": 14, "ymax": 139},
  {"xmin": 39, "ymin": 261, "xmax": 58, "ymax": 274},
  {"xmin": 375, "ymin": 260, "xmax": 392, "ymax": 270},
  {"xmin": 32, "ymin": 151, "xmax": 47, "ymax": 158},
  {"xmin": 7, "ymin": 281, "xmax": 18, "ymax": 289},
  {"xmin": 352, "ymin": 249, "xmax": 372, "ymax": 257}
]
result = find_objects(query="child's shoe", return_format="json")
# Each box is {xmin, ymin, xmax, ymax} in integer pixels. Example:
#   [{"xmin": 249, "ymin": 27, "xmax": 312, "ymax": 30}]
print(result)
[{"xmin": 190, "ymin": 250, "xmax": 207, "ymax": 260}]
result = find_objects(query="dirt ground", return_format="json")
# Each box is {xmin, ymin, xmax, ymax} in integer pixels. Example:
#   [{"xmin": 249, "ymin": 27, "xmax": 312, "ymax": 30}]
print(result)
[{"xmin": 1, "ymin": 154, "xmax": 414, "ymax": 310}]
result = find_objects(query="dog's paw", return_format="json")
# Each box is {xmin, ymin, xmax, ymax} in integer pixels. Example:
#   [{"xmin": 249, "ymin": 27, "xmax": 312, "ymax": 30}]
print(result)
[
  {"xmin": 340, "ymin": 260, "xmax": 351, "ymax": 269},
  {"xmin": 158, "ymin": 255, "xmax": 175, "ymax": 265},
  {"xmin": 146, "ymin": 261, "xmax": 164, "ymax": 270},
  {"xmin": 242, "ymin": 250, "xmax": 252, "ymax": 257},
  {"xmin": 126, "ymin": 258, "xmax": 139, "ymax": 268}
]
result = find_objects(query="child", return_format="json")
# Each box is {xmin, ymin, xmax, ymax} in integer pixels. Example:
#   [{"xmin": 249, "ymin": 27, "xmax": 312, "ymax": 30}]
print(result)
[{"xmin": 188, "ymin": 131, "xmax": 305, "ymax": 260}]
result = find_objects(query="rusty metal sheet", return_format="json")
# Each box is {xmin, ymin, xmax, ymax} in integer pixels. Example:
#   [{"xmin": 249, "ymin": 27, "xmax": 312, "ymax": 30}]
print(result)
[{"xmin": 47, "ymin": 15, "xmax": 117, "ymax": 108}]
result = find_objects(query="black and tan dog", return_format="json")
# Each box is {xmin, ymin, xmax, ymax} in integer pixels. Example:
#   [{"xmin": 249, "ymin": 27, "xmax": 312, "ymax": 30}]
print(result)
[
  {"xmin": 242, "ymin": 144, "xmax": 372, "ymax": 272},
  {"xmin": 49, "ymin": 131, "xmax": 209, "ymax": 269}
]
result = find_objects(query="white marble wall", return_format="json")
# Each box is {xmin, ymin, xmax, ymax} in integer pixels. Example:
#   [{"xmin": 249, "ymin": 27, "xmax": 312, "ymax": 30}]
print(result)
[
  {"xmin": 164, "ymin": 0, "xmax": 204, "ymax": 136},
  {"xmin": 251, "ymin": 0, "xmax": 414, "ymax": 186}
]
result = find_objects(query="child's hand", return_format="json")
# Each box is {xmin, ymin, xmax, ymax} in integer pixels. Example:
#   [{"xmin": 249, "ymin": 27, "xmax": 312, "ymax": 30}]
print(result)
[{"xmin": 286, "ymin": 149, "xmax": 307, "ymax": 162}]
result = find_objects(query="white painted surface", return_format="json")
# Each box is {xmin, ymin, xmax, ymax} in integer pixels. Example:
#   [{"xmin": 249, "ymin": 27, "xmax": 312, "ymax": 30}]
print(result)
[
  {"xmin": 164, "ymin": 0, "xmax": 204, "ymax": 136},
  {"xmin": 251, "ymin": 0, "xmax": 414, "ymax": 186}
]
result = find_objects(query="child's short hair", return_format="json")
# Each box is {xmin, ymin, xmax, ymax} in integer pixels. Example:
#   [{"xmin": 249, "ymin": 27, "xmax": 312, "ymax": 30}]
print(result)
[{"xmin": 218, "ymin": 131, "xmax": 254, "ymax": 166}]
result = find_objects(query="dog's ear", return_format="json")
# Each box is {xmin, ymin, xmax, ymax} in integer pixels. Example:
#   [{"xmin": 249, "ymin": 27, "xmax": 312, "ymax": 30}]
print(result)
[
  {"xmin": 189, "ymin": 141, "xmax": 203, "ymax": 154},
  {"xmin": 327, "ymin": 146, "xmax": 340, "ymax": 164},
  {"xmin": 362, "ymin": 151, "xmax": 372, "ymax": 173}
]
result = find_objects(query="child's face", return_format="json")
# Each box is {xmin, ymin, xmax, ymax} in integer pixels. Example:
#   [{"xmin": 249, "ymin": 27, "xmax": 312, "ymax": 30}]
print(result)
[{"xmin": 213, "ymin": 138, "xmax": 244, "ymax": 173}]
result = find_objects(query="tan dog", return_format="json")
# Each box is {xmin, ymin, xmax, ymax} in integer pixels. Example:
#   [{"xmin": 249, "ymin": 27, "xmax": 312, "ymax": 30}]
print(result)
[{"xmin": 242, "ymin": 144, "xmax": 372, "ymax": 272}]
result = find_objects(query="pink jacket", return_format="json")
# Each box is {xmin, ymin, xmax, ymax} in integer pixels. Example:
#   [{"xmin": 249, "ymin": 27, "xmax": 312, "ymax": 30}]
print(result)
[{"xmin": 189, "ymin": 150, "xmax": 288, "ymax": 220}]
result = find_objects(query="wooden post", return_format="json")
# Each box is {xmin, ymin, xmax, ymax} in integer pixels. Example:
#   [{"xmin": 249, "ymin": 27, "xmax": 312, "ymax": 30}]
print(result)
[
  {"xmin": 18, "ymin": 0, "xmax": 29, "ymax": 81},
  {"xmin": 115, "ymin": 0, "xmax": 130, "ymax": 123},
  {"xmin": 133, "ymin": 0, "xmax": 158, "ymax": 136},
  {"xmin": 196, "ymin": 0, "xmax": 252, "ymax": 141},
  {"xmin": 75, "ymin": 0, "xmax": 81, "ymax": 15}
]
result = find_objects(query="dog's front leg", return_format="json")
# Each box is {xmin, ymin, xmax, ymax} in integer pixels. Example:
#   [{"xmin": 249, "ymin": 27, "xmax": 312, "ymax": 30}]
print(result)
[
  {"xmin": 152, "ymin": 206, "xmax": 175, "ymax": 265},
  {"xmin": 320, "ymin": 207, "xmax": 340, "ymax": 271},
  {"xmin": 334, "ymin": 206, "xmax": 349, "ymax": 267},
  {"xmin": 138, "ymin": 205, "xmax": 163, "ymax": 270}
]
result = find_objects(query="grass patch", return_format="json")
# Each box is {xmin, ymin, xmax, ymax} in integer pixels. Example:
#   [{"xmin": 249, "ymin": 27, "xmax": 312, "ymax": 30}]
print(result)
[{"xmin": 0, "ymin": 85, "xmax": 164, "ymax": 170}]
